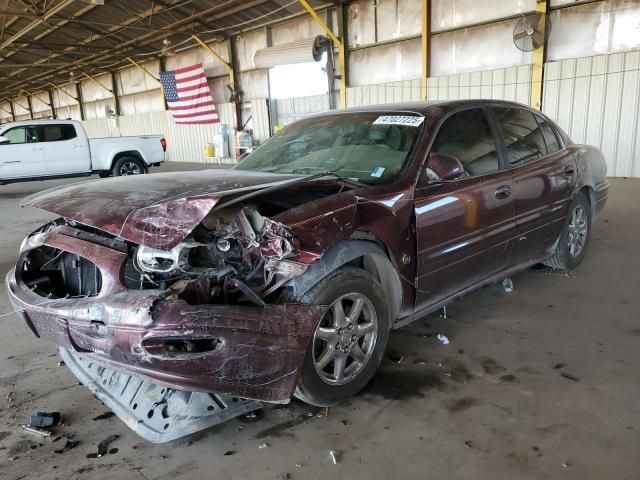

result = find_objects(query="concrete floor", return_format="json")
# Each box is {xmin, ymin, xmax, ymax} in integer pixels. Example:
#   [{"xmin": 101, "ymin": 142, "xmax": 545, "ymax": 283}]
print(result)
[{"xmin": 0, "ymin": 165, "xmax": 638, "ymax": 480}]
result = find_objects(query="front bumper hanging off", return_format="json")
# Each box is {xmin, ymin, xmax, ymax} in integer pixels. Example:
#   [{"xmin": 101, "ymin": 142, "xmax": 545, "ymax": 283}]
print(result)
[
  {"xmin": 60, "ymin": 347, "xmax": 262, "ymax": 443},
  {"xmin": 6, "ymin": 227, "xmax": 327, "ymax": 441}
]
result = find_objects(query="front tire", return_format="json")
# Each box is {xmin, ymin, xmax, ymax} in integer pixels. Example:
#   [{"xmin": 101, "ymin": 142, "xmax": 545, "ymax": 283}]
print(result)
[
  {"xmin": 293, "ymin": 267, "xmax": 391, "ymax": 407},
  {"xmin": 544, "ymin": 191, "xmax": 591, "ymax": 270},
  {"xmin": 112, "ymin": 156, "xmax": 147, "ymax": 176}
]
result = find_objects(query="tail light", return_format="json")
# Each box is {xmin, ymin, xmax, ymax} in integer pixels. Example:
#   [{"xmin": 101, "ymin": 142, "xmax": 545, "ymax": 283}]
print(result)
[{"xmin": 160, "ymin": 138, "xmax": 167, "ymax": 152}]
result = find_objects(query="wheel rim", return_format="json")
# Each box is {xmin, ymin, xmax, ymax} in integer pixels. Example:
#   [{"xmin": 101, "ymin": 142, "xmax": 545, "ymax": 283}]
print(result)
[
  {"xmin": 567, "ymin": 204, "xmax": 588, "ymax": 257},
  {"xmin": 119, "ymin": 161, "xmax": 141, "ymax": 175},
  {"xmin": 312, "ymin": 293, "xmax": 378, "ymax": 386}
]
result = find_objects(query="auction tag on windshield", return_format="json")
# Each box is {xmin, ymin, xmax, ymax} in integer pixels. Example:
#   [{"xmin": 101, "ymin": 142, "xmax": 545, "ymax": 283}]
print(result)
[
  {"xmin": 370, "ymin": 166, "xmax": 386, "ymax": 178},
  {"xmin": 373, "ymin": 115, "xmax": 424, "ymax": 127}
]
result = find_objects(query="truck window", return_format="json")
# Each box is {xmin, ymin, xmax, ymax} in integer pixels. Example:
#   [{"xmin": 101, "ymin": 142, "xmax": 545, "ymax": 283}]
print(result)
[
  {"xmin": 42, "ymin": 124, "xmax": 77, "ymax": 142},
  {"xmin": 3, "ymin": 126, "xmax": 38, "ymax": 144}
]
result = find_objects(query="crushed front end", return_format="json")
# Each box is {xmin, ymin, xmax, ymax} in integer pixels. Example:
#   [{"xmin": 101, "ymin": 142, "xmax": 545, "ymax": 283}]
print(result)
[{"xmin": 6, "ymin": 206, "xmax": 327, "ymax": 412}]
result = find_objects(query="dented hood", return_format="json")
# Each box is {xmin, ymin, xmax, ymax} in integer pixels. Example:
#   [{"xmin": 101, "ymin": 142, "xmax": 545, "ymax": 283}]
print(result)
[{"xmin": 22, "ymin": 169, "xmax": 304, "ymax": 249}]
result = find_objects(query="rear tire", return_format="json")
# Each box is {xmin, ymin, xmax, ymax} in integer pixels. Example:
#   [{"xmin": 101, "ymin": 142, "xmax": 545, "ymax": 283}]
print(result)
[
  {"xmin": 112, "ymin": 156, "xmax": 147, "ymax": 176},
  {"xmin": 292, "ymin": 267, "xmax": 391, "ymax": 407},
  {"xmin": 544, "ymin": 192, "xmax": 591, "ymax": 270}
]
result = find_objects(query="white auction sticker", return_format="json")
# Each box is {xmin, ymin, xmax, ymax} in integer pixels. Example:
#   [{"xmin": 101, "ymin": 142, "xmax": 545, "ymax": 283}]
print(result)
[{"xmin": 373, "ymin": 115, "xmax": 424, "ymax": 127}]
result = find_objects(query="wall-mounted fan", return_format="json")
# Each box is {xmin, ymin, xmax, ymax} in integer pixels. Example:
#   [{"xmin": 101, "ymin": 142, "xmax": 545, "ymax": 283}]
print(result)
[
  {"xmin": 160, "ymin": 38, "xmax": 176, "ymax": 57},
  {"xmin": 104, "ymin": 104, "xmax": 116, "ymax": 118},
  {"xmin": 513, "ymin": 12, "xmax": 551, "ymax": 52}
]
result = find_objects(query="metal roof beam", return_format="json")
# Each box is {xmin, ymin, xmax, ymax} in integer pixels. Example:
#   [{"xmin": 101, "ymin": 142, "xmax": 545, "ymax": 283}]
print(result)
[{"xmin": 0, "ymin": 0, "xmax": 75, "ymax": 50}]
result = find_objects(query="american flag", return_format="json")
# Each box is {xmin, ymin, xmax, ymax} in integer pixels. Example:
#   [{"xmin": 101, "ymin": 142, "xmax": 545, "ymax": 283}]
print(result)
[{"xmin": 159, "ymin": 64, "xmax": 220, "ymax": 124}]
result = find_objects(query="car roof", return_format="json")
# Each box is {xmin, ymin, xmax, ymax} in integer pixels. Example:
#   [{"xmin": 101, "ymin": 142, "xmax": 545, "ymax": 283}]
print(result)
[
  {"xmin": 0, "ymin": 119, "xmax": 79, "ymax": 129},
  {"xmin": 306, "ymin": 99, "xmax": 536, "ymax": 118}
]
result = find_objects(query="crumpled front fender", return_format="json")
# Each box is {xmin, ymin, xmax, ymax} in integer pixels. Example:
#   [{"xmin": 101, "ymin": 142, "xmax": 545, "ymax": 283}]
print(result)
[{"xmin": 6, "ymin": 268, "xmax": 327, "ymax": 403}]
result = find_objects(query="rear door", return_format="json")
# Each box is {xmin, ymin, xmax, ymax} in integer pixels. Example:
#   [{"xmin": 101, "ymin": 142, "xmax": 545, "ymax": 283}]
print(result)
[
  {"xmin": 0, "ymin": 125, "xmax": 45, "ymax": 179},
  {"xmin": 414, "ymin": 107, "xmax": 515, "ymax": 309},
  {"xmin": 40, "ymin": 123, "xmax": 90, "ymax": 175},
  {"xmin": 492, "ymin": 107, "xmax": 576, "ymax": 265}
]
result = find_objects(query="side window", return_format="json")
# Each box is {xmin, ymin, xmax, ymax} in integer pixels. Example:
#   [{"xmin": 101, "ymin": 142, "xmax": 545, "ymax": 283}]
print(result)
[
  {"xmin": 536, "ymin": 115, "xmax": 561, "ymax": 155},
  {"xmin": 494, "ymin": 107, "xmax": 547, "ymax": 167},
  {"xmin": 3, "ymin": 126, "xmax": 39, "ymax": 144},
  {"xmin": 42, "ymin": 124, "xmax": 77, "ymax": 142},
  {"xmin": 430, "ymin": 108, "xmax": 499, "ymax": 177}
]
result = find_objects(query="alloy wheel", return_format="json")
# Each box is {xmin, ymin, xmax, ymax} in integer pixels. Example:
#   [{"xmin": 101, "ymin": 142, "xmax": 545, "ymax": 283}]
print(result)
[
  {"xmin": 567, "ymin": 204, "xmax": 588, "ymax": 257},
  {"xmin": 312, "ymin": 293, "xmax": 378, "ymax": 385},
  {"xmin": 119, "ymin": 161, "xmax": 142, "ymax": 175}
]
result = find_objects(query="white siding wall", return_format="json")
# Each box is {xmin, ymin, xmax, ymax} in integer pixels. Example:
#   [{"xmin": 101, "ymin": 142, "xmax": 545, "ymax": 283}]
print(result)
[
  {"xmin": 542, "ymin": 51, "xmax": 640, "ymax": 177},
  {"xmin": 346, "ymin": 79, "xmax": 422, "ymax": 107},
  {"xmin": 427, "ymin": 65, "xmax": 532, "ymax": 104}
]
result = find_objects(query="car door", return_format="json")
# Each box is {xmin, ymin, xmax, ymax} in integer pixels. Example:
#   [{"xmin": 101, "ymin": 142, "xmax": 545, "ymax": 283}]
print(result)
[
  {"xmin": 0, "ymin": 125, "xmax": 45, "ymax": 179},
  {"xmin": 492, "ymin": 107, "xmax": 577, "ymax": 265},
  {"xmin": 414, "ymin": 107, "xmax": 515, "ymax": 310},
  {"xmin": 40, "ymin": 123, "xmax": 90, "ymax": 175}
]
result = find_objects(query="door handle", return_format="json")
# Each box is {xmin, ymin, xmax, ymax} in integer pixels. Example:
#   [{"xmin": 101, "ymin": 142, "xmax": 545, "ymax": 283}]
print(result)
[
  {"xmin": 563, "ymin": 166, "xmax": 575, "ymax": 177},
  {"xmin": 30, "ymin": 146, "xmax": 43, "ymax": 151},
  {"xmin": 72, "ymin": 144, "xmax": 83, "ymax": 149},
  {"xmin": 494, "ymin": 185, "xmax": 512, "ymax": 200}
]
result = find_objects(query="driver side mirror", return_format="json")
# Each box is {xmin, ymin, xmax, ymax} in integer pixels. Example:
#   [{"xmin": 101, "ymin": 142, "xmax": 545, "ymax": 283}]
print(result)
[
  {"xmin": 427, "ymin": 153, "xmax": 465, "ymax": 182},
  {"xmin": 0, "ymin": 136, "xmax": 9, "ymax": 145}
]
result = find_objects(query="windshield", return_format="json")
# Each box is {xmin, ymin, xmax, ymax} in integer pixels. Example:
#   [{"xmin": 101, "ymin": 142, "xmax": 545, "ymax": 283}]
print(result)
[{"xmin": 234, "ymin": 112, "xmax": 424, "ymax": 185}]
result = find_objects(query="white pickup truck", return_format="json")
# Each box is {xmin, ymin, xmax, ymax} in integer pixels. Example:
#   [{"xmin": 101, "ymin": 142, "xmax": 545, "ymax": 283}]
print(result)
[{"xmin": 0, "ymin": 119, "xmax": 167, "ymax": 184}]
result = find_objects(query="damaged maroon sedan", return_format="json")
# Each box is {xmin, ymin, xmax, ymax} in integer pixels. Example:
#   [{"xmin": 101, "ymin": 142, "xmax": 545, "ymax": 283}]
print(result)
[{"xmin": 7, "ymin": 101, "xmax": 608, "ymax": 442}]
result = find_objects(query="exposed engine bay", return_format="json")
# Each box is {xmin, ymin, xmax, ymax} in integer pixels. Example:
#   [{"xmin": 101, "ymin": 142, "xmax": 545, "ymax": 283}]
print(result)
[
  {"xmin": 20, "ymin": 197, "xmax": 323, "ymax": 310},
  {"xmin": 125, "ymin": 205, "xmax": 308, "ymax": 306}
]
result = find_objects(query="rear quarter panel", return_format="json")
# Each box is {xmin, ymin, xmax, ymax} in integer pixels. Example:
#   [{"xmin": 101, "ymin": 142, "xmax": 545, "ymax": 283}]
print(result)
[{"xmin": 570, "ymin": 143, "xmax": 609, "ymax": 218}]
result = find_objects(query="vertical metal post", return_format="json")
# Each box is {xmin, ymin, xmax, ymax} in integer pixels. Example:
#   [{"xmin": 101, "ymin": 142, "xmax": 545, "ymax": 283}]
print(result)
[
  {"xmin": 229, "ymin": 36, "xmax": 242, "ymax": 131},
  {"xmin": 111, "ymin": 72, "xmax": 121, "ymax": 116},
  {"xmin": 421, "ymin": 0, "xmax": 431, "ymax": 100},
  {"xmin": 26, "ymin": 95, "xmax": 34, "ymax": 120},
  {"xmin": 158, "ymin": 56, "xmax": 169, "ymax": 111},
  {"xmin": 48, "ymin": 89, "xmax": 57, "ymax": 118},
  {"xmin": 337, "ymin": 4, "xmax": 349, "ymax": 108},
  {"xmin": 9, "ymin": 101, "xmax": 16, "ymax": 122},
  {"xmin": 75, "ymin": 82, "xmax": 85, "ymax": 120},
  {"xmin": 530, "ymin": 0, "xmax": 549, "ymax": 110}
]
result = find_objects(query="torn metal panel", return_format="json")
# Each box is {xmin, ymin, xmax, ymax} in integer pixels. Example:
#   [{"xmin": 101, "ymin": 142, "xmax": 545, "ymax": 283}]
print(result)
[
  {"xmin": 59, "ymin": 348, "xmax": 262, "ymax": 443},
  {"xmin": 8, "ymin": 268, "xmax": 327, "ymax": 402}
]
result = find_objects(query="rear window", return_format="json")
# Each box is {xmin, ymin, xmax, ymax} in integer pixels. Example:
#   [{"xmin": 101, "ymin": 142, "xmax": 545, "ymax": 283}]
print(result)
[
  {"xmin": 42, "ymin": 124, "xmax": 77, "ymax": 142},
  {"xmin": 536, "ymin": 115, "xmax": 561, "ymax": 155},
  {"xmin": 493, "ymin": 107, "xmax": 547, "ymax": 167}
]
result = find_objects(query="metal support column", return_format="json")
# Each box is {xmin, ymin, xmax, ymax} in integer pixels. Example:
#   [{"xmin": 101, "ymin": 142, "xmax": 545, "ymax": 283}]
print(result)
[
  {"xmin": 26, "ymin": 95, "xmax": 33, "ymax": 119},
  {"xmin": 530, "ymin": 0, "xmax": 549, "ymax": 110},
  {"xmin": 229, "ymin": 36, "xmax": 243, "ymax": 130},
  {"xmin": 48, "ymin": 89, "xmax": 56, "ymax": 118},
  {"xmin": 75, "ymin": 82, "xmax": 85, "ymax": 120},
  {"xmin": 421, "ymin": 0, "xmax": 431, "ymax": 100},
  {"xmin": 111, "ymin": 72, "xmax": 121, "ymax": 116},
  {"xmin": 298, "ymin": 0, "xmax": 346, "ymax": 109}
]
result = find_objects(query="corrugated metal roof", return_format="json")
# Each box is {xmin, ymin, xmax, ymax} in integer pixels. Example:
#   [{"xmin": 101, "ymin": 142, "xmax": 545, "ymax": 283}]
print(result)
[{"xmin": 0, "ymin": 0, "xmax": 332, "ymax": 98}]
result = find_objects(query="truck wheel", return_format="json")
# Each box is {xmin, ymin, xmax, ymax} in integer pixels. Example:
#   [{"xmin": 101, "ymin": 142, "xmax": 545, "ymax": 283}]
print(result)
[
  {"xmin": 292, "ymin": 267, "xmax": 391, "ymax": 407},
  {"xmin": 544, "ymin": 192, "xmax": 591, "ymax": 270},
  {"xmin": 112, "ymin": 156, "xmax": 146, "ymax": 176}
]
